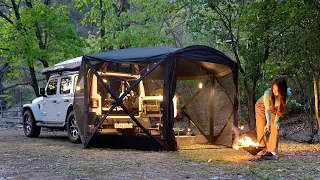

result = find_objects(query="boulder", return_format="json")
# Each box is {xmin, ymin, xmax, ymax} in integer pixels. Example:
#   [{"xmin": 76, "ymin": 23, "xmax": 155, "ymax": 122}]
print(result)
[
  {"xmin": 279, "ymin": 128, "xmax": 287, "ymax": 137},
  {"xmin": 285, "ymin": 130, "xmax": 312, "ymax": 143},
  {"xmin": 312, "ymin": 131, "xmax": 320, "ymax": 143}
]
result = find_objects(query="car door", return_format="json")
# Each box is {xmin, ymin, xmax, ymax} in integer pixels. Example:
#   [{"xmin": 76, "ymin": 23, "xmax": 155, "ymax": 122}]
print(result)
[
  {"xmin": 42, "ymin": 78, "xmax": 59, "ymax": 122},
  {"xmin": 56, "ymin": 76, "xmax": 74, "ymax": 122}
]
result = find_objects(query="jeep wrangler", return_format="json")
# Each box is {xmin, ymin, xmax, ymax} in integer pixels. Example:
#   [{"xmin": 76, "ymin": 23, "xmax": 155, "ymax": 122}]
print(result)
[{"xmin": 22, "ymin": 57, "xmax": 177, "ymax": 143}]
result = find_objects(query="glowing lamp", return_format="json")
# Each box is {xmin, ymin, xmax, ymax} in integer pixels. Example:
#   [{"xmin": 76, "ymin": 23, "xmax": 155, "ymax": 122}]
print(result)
[{"xmin": 199, "ymin": 82, "xmax": 203, "ymax": 89}]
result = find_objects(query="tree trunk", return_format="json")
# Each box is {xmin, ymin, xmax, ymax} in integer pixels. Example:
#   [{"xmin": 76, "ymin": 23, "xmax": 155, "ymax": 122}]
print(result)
[
  {"xmin": 29, "ymin": 64, "xmax": 40, "ymax": 97},
  {"xmin": 39, "ymin": 59, "xmax": 50, "ymax": 80},
  {"xmin": 308, "ymin": 84, "xmax": 315, "ymax": 135},
  {"xmin": 0, "ymin": 63, "xmax": 9, "ymax": 83},
  {"xmin": 0, "ymin": 63, "xmax": 9, "ymax": 97},
  {"xmin": 313, "ymin": 74, "xmax": 320, "ymax": 129},
  {"xmin": 244, "ymin": 78, "xmax": 257, "ymax": 131},
  {"xmin": 247, "ymin": 89, "xmax": 256, "ymax": 131}
]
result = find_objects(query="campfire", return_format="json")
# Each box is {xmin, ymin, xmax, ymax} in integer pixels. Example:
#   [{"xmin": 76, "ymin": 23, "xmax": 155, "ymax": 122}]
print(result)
[
  {"xmin": 233, "ymin": 136, "xmax": 259, "ymax": 150},
  {"xmin": 233, "ymin": 135, "xmax": 266, "ymax": 156}
]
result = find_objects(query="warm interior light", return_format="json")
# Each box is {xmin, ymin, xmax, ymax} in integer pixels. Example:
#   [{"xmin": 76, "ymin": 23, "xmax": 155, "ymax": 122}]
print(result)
[
  {"xmin": 173, "ymin": 96, "xmax": 177, "ymax": 117},
  {"xmin": 76, "ymin": 86, "xmax": 81, "ymax": 92},
  {"xmin": 198, "ymin": 82, "xmax": 203, "ymax": 89},
  {"xmin": 103, "ymin": 79, "xmax": 107, "ymax": 83},
  {"xmin": 239, "ymin": 125, "xmax": 244, "ymax": 130},
  {"xmin": 186, "ymin": 128, "xmax": 191, "ymax": 136}
]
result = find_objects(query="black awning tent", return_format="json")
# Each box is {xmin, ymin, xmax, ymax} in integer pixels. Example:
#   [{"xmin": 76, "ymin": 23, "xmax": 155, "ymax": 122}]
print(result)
[{"xmin": 74, "ymin": 45, "xmax": 238, "ymax": 151}]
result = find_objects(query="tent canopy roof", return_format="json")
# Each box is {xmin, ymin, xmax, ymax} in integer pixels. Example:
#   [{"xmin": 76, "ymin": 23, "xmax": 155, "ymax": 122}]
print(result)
[
  {"xmin": 86, "ymin": 46, "xmax": 179, "ymax": 62},
  {"xmin": 43, "ymin": 45, "xmax": 237, "ymax": 77}
]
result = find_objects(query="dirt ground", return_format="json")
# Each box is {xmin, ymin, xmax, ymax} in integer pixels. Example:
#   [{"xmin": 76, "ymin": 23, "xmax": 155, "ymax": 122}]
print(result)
[{"xmin": 0, "ymin": 124, "xmax": 319, "ymax": 180}]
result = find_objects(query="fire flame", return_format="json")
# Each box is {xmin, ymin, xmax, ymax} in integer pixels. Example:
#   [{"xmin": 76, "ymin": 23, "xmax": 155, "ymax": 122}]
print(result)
[{"xmin": 233, "ymin": 136, "xmax": 260, "ymax": 150}]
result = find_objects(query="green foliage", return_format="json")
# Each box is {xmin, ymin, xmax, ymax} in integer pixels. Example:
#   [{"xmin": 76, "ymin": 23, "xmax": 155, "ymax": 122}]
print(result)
[
  {"xmin": 83, "ymin": 32, "xmax": 102, "ymax": 54},
  {"xmin": 255, "ymin": 81, "xmax": 269, "ymax": 100},
  {"xmin": 181, "ymin": 0, "xmax": 320, "ymax": 124},
  {"xmin": 182, "ymin": 0, "xmax": 236, "ymax": 51},
  {"xmin": 264, "ymin": 0, "xmax": 320, "ymax": 79},
  {"xmin": 75, "ymin": 0, "xmax": 177, "ymax": 52},
  {"xmin": 0, "ymin": 86, "xmax": 35, "ymax": 108},
  {"xmin": 238, "ymin": 0, "xmax": 287, "ymax": 81},
  {"xmin": 0, "ymin": 0, "xmax": 86, "ymax": 101},
  {"xmin": 262, "ymin": 0, "xmax": 320, "ymax": 120},
  {"xmin": 0, "ymin": 1, "xmax": 85, "ymax": 69},
  {"xmin": 286, "ymin": 100, "xmax": 304, "ymax": 114},
  {"xmin": 0, "ymin": 93, "xmax": 13, "ymax": 108},
  {"xmin": 0, "ymin": 0, "xmax": 318, "ymax": 118}
]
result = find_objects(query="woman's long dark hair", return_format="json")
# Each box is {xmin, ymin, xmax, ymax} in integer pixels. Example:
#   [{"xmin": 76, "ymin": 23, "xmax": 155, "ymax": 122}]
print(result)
[{"xmin": 270, "ymin": 77, "xmax": 287, "ymax": 117}]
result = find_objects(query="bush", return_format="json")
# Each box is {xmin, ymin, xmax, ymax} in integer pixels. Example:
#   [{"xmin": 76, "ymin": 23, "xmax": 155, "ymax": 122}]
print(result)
[{"xmin": 286, "ymin": 100, "xmax": 304, "ymax": 114}]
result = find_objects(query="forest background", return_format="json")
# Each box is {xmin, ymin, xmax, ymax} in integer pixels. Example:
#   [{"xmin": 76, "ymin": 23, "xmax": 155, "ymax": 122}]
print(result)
[{"xmin": 0, "ymin": 0, "xmax": 319, "ymax": 137}]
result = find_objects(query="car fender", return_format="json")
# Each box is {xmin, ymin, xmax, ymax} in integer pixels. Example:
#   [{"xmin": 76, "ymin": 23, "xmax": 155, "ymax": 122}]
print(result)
[
  {"xmin": 23, "ymin": 104, "xmax": 42, "ymax": 121},
  {"xmin": 65, "ymin": 103, "xmax": 74, "ymax": 122}
]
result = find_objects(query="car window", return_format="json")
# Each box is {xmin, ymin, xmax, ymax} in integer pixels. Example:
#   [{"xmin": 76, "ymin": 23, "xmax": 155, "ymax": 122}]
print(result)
[
  {"xmin": 60, "ymin": 77, "xmax": 72, "ymax": 94},
  {"xmin": 46, "ymin": 79, "xmax": 58, "ymax": 95}
]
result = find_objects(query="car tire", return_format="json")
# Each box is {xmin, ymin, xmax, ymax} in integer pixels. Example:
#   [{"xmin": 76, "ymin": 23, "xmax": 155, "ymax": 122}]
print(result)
[
  {"xmin": 23, "ymin": 110, "xmax": 41, "ymax": 137},
  {"xmin": 67, "ymin": 111, "xmax": 81, "ymax": 143}
]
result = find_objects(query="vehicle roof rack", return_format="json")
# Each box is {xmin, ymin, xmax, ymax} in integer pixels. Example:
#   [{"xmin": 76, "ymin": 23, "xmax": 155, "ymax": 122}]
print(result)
[{"xmin": 42, "ymin": 56, "xmax": 82, "ymax": 74}]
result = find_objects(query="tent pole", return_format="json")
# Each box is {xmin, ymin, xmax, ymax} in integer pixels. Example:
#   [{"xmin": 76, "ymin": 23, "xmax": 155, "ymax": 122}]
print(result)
[
  {"xmin": 83, "ymin": 60, "xmax": 88, "ymax": 147},
  {"xmin": 209, "ymin": 77, "xmax": 215, "ymax": 143}
]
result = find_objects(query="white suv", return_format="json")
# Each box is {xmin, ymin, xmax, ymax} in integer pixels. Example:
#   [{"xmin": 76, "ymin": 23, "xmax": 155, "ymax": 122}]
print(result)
[
  {"xmin": 22, "ymin": 57, "xmax": 176, "ymax": 143},
  {"xmin": 22, "ymin": 71, "xmax": 81, "ymax": 143}
]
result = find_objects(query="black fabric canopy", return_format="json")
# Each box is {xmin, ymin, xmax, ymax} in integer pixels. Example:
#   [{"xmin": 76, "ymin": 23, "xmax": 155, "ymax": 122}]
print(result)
[
  {"xmin": 43, "ymin": 45, "xmax": 237, "ymax": 77},
  {"xmin": 85, "ymin": 46, "xmax": 179, "ymax": 62},
  {"xmin": 84, "ymin": 45, "xmax": 237, "ymax": 76},
  {"xmin": 76, "ymin": 45, "xmax": 239, "ymax": 150}
]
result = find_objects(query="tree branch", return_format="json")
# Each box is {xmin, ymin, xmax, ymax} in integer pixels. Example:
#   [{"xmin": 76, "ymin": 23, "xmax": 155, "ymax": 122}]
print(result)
[
  {"xmin": 0, "ymin": 63, "xmax": 9, "ymax": 80},
  {"xmin": 24, "ymin": 1, "xmax": 46, "ymax": 49},
  {"xmin": 11, "ymin": 0, "xmax": 20, "ymax": 20},
  {"xmin": 210, "ymin": 2, "xmax": 244, "ymax": 73},
  {"xmin": 0, "ymin": 11, "xmax": 13, "ymax": 24},
  {"xmin": 270, "ymin": 26, "xmax": 290, "ymax": 42},
  {"xmin": 212, "ymin": 6, "xmax": 232, "ymax": 32},
  {"xmin": 0, "ymin": 78, "xmax": 46, "ymax": 92},
  {"xmin": 172, "ymin": 20, "xmax": 185, "ymax": 30},
  {"xmin": 165, "ymin": 19, "xmax": 182, "ymax": 47},
  {"xmin": 0, "ymin": 2, "xmax": 12, "ymax": 8},
  {"xmin": 0, "ymin": 47, "xmax": 10, "ymax": 51},
  {"xmin": 25, "ymin": 0, "xmax": 32, "ymax": 8},
  {"xmin": 44, "ymin": 0, "xmax": 50, "ymax": 6},
  {"xmin": 212, "ymin": 3, "xmax": 230, "ymax": 27}
]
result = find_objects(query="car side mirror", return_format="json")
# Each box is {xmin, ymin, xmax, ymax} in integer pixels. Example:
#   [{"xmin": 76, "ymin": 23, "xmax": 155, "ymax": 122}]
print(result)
[{"xmin": 39, "ymin": 88, "xmax": 46, "ymax": 97}]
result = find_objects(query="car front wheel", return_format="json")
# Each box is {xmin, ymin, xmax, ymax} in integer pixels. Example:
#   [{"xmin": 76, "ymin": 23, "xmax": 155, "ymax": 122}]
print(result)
[{"xmin": 23, "ymin": 110, "xmax": 41, "ymax": 137}]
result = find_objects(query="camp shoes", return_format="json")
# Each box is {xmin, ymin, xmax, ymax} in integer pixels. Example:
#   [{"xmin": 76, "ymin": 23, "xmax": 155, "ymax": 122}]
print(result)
[{"xmin": 260, "ymin": 151, "xmax": 279, "ymax": 160}]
